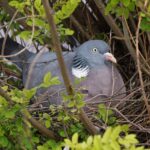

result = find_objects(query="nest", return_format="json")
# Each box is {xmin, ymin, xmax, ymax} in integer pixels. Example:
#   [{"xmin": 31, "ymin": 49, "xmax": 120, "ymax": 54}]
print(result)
[{"xmin": 28, "ymin": 69, "xmax": 150, "ymax": 147}]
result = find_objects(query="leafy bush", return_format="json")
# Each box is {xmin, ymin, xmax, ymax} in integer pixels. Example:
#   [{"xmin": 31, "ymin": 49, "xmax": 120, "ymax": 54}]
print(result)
[
  {"xmin": 64, "ymin": 126, "xmax": 145, "ymax": 150},
  {"xmin": 105, "ymin": 0, "xmax": 150, "ymax": 31},
  {"xmin": 7, "ymin": 0, "xmax": 81, "ymax": 43}
]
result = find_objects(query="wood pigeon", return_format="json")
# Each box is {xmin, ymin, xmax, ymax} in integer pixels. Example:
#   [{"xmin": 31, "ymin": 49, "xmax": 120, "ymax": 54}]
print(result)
[
  {"xmin": 23, "ymin": 40, "xmax": 126, "ymax": 106},
  {"xmin": 0, "ymin": 38, "xmax": 126, "ymax": 106}
]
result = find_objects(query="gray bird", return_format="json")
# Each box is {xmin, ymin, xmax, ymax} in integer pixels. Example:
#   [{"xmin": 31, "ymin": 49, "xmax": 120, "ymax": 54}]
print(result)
[
  {"xmin": 0, "ymin": 38, "xmax": 126, "ymax": 106},
  {"xmin": 23, "ymin": 40, "xmax": 126, "ymax": 106}
]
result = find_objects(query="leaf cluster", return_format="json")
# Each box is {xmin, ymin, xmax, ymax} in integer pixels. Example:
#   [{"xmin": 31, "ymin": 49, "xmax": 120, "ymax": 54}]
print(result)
[
  {"xmin": 105, "ymin": 0, "xmax": 150, "ymax": 31},
  {"xmin": 7, "ymin": 0, "xmax": 81, "ymax": 44},
  {"xmin": 64, "ymin": 125, "xmax": 146, "ymax": 150}
]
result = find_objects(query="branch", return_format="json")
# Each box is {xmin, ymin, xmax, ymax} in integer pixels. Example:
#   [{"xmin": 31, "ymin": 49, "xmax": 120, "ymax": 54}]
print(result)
[
  {"xmin": 93, "ymin": 0, "xmax": 150, "ymax": 77},
  {"xmin": 0, "ymin": 87, "xmax": 58, "ymax": 140},
  {"xmin": 1, "ymin": 10, "xmax": 18, "ymax": 55},
  {"xmin": 122, "ymin": 18, "xmax": 137, "ymax": 62},
  {"xmin": 0, "ymin": 87, "xmax": 13, "ymax": 106},
  {"xmin": 0, "ymin": 0, "xmax": 31, "ymax": 30},
  {"xmin": 70, "ymin": 15, "xmax": 91, "ymax": 40},
  {"xmin": 135, "ymin": 0, "xmax": 150, "ymax": 120},
  {"xmin": 93, "ymin": 0, "xmax": 123, "ymax": 38},
  {"xmin": 42, "ymin": 0, "xmax": 98, "ymax": 135}
]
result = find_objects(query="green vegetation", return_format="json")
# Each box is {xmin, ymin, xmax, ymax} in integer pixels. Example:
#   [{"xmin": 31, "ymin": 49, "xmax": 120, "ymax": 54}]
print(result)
[{"xmin": 0, "ymin": 0, "xmax": 150, "ymax": 149}]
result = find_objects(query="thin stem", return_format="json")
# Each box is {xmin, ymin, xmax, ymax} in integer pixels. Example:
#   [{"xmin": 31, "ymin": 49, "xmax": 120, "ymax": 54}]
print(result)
[
  {"xmin": 135, "ymin": 0, "xmax": 150, "ymax": 120},
  {"xmin": 42, "ymin": 0, "xmax": 98, "ymax": 135}
]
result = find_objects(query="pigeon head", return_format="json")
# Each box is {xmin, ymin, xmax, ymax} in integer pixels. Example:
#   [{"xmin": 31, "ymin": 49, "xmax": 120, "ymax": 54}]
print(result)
[{"xmin": 72, "ymin": 40, "xmax": 117, "ymax": 78}]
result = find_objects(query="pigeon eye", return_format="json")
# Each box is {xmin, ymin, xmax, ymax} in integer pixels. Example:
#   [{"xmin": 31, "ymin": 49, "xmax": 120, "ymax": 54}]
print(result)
[{"xmin": 92, "ymin": 48, "xmax": 98, "ymax": 53}]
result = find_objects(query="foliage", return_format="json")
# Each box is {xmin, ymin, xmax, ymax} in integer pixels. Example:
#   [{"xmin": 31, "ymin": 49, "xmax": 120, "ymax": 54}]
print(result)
[
  {"xmin": 64, "ymin": 125, "xmax": 146, "ymax": 150},
  {"xmin": 0, "ymin": 71, "xmax": 88, "ymax": 149},
  {"xmin": 39, "ymin": 72, "xmax": 61, "ymax": 88},
  {"xmin": 98, "ymin": 104, "xmax": 116, "ymax": 125},
  {"xmin": 54, "ymin": 0, "xmax": 80, "ymax": 24},
  {"xmin": 0, "ymin": 90, "xmax": 38, "ymax": 149},
  {"xmin": 105, "ymin": 0, "xmax": 136, "ymax": 19},
  {"xmin": 37, "ymin": 140, "xmax": 62, "ymax": 150},
  {"xmin": 105, "ymin": 0, "xmax": 150, "ymax": 31},
  {"xmin": 140, "ymin": 14, "xmax": 150, "ymax": 32},
  {"xmin": 0, "ymin": 60, "xmax": 22, "ymax": 87},
  {"xmin": 0, "ymin": 72, "xmax": 61, "ymax": 149},
  {"xmin": 0, "ymin": 0, "xmax": 150, "ymax": 148},
  {"xmin": 7, "ymin": 0, "xmax": 81, "ymax": 43}
]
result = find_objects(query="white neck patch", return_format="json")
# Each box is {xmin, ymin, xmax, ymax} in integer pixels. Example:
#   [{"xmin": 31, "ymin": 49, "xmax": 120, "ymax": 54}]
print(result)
[{"xmin": 72, "ymin": 66, "xmax": 89, "ymax": 78}]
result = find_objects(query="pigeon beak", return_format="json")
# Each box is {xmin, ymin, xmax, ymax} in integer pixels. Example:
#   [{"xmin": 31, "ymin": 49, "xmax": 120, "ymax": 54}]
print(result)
[{"xmin": 104, "ymin": 52, "xmax": 117, "ymax": 64}]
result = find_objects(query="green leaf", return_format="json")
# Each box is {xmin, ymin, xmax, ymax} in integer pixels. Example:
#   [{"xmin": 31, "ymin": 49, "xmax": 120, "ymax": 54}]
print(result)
[
  {"xmin": 110, "ymin": 141, "xmax": 120, "ymax": 150},
  {"xmin": 54, "ymin": 0, "xmax": 81, "ymax": 24},
  {"xmin": 122, "ymin": 0, "xmax": 130, "ymax": 7},
  {"xmin": 19, "ymin": 31, "xmax": 32, "ymax": 40},
  {"xmin": 34, "ymin": 0, "xmax": 41, "ymax": 8},
  {"xmin": 87, "ymin": 136, "xmax": 93, "ymax": 145},
  {"xmin": 93, "ymin": 135, "xmax": 101, "ymax": 150},
  {"xmin": 105, "ymin": 3, "xmax": 113, "ymax": 15},
  {"xmin": 140, "ymin": 17, "xmax": 150, "ymax": 31},
  {"xmin": 45, "ymin": 120, "xmax": 51, "ymax": 128},
  {"xmin": 23, "ymin": 88, "xmax": 36, "ymax": 100},
  {"xmin": 50, "ymin": 77, "xmax": 61, "ymax": 85},
  {"xmin": 111, "ymin": 126, "xmax": 121, "ymax": 140},
  {"xmin": 72, "ymin": 133, "xmax": 78, "ymax": 144},
  {"xmin": 110, "ymin": 0, "xmax": 119, "ymax": 7},
  {"xmin": 128, "ymin": 2, "xmax": 135, "ymax": 11},
  {"xmin": 0, "ymin": 136, "xmax": 9, "ymax": 147},
  {"xmin": 64, "ymin": 139, "xmax": 72, "ymax": 147},
  {"xmin": 9, "ymin": 1, "xmax": 25, "ymax": 11},
  {"xmin": 0, "ymin": 96, "xmax": 8, "ymax": 106},
  {"xmin": 5, "ymin": 111, "xmax": 15, "ymax": 119},
  {"xmin": 43, "ymin": 72, "xmax": 52, "ymax": 83},
  {"xmin": 125, "ymin": 134, "xmax": 138, "ymax": 144},
  {"xmin": 0, "ymin": 127, "xmax": 5, "ymax": 136},
  {"xmin": 37, "ymin": 145, "xmax": 48, "ymax": 150},
  {"xmin": 121, "ymin": 124, "xmax": 129, "ymax": 133},
  {"xmin": 68, "ymin": 101, "xmax": 75, "ymax": 107},
  {"xmin": 124, "ymin": 9, "xmax": 129, "ymax": 19},
  {"xmin": 102, "ymin": 127, "xmax": 112, "ymax": 143},
  {"xmin": 59, "ymin": 130, "xmax": 66, "ymax": 137}
]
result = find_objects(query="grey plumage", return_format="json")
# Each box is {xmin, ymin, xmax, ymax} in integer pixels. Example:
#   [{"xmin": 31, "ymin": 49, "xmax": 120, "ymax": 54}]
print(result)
[
  {"xmin": 1, "ymin": 38, "xmax": 126, "ymax": 106},
  {"xmin": 23, "ymin": 40, "xmax": 126, "ymax": 106}
]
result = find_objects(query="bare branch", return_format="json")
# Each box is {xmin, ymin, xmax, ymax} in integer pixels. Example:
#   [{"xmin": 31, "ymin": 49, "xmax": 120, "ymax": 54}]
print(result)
[
  {"xmin": 93, "ymin": 0, "xmax": 123, "ymax": 38},
  {"xmin": 70, "ymin": 15, "xmax": 91, "ymax": 40},
  {"xmin": 135, "ymin": 0, "xmax": 150, "ymax": 120},
  {"xmin": 42, "ymin": 0, "xmax": 98, "ymax": 135}
]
